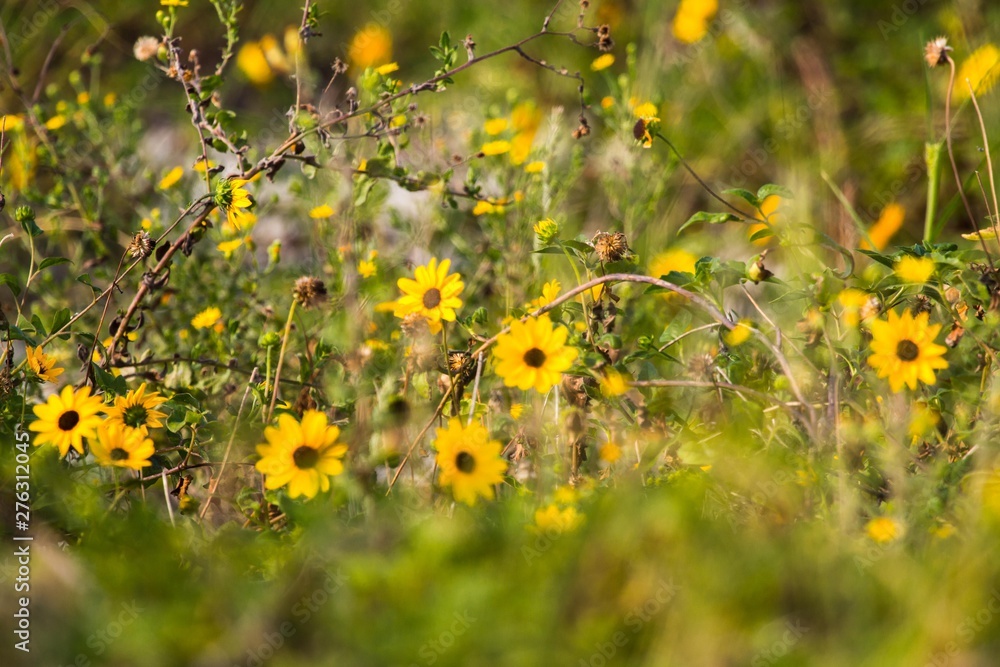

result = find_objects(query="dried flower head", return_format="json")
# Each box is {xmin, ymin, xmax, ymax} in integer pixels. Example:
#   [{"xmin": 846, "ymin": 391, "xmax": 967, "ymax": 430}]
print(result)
[
  {"xmin": 592, "ymin": 231, "xmax": 630, "ymax": 263},
  {"xmin": 293, "ymin": 276, "xmax": 328, "ymax": 309},
  {"xmin": 127, "ymin": 231, "xmax": 154, "ymax": 259},
  {"xmin": 596, "ymin": 24, "xmax": 614, "ymax": 52},
  {"xmin": 924, "ymin": 37, "xmax": 951, "ymax": 68},
  {"xmin": 134, "ymin": 36, "xmax": 160, "ymax": 62}
]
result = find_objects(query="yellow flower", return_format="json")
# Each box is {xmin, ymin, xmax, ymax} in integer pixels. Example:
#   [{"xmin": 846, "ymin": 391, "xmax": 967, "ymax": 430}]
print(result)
[
  {"xmin": 89, "ymin": 421, "xmax": 155, "ymax": 470},
  {"xmin": 532, "ymin": 504, "xmax": 583, "ymax": 533},
  {"xmin": 357, "ymin": 259, "xmax": 377, "ymax": 278},
  {"xmin": 25, "ymin": 346, "xmax": 64, "ymax": 383},
  {"xmin": 650, "ymin": 248, "xmax": 697, "ymax": 277},
  {"xmin": 484, "ymin": 118, "xmax": 509, "ymax": 135},
  {"xmin": 77, "ymin": 92, "xmax": 90, "ymax": 105},
  {"xmin": 866, "ymin": 517, "xmax": 901, "ymax": 544},
  {"xmin": 103, "ymin": 382, "xmax": 168, "ymax": 433},
  {"xmin": 158, "ymin": 166, "xmax": 184, "ymax": 190},
  {"xmin": 433, "ymin": 418, "xmax": 508, "ymax": 506},
  {"xmin": 724, "ymin": 319, "xmax": 754, "ymax": 347},
  {"xmin": 599, "ymin": 441, "xmax": 622, "ymax": 464},
  {"xmin": 894, "ymin": 255, "xmax": 935, "ymax": 284},
  {"xmin": 632, "ymin": 102, "xmax": 658, "ymax": 119},
  {"xmin": 837, "ymin": 288, "xmax": 870, "ymax": 328},
  {"xmin": 44, "ymin": 115, "xmax": 67, "ymax": 130},
  {"xmin": 309, "ymin": 204, "xmax": 335, "ymax": 218},
  {"xmin": 524, "ymin": 161, "xmax": 546, "ymax": 174},
  {"xmin": 534, "ymin": 218, "xmax": 560, "ymax": 244},
  {"xmin": 494, "ymin": 315, "xmax": 578, "ymax": 393},
  {"xmin": 472, "ymin": 200, "xmax": 504, "ymax": 216},
  {"xmin": 214, "ymin": 178, "xmax": 254, "ymax": 231},
  {"xmin": 601, "ymin": 96, "xmax": 616, "ymax": 109},
  {"xmin": 748, "ymin": 195, "xmax": 781, "ymax": 245},
  {"xmin": 349, "ymin": 24, "xmax": 392, "ymax": 69},
  {"xmin": 255, "ymin": 411, "xmax": 348, "ymax": 499},
  {"xmin": 672, "ymin": 0, "xmax": 718, "ymax": 44},
  {"xmin": 861, "ymin": 203, "xmax": 904, "ymax": 251},
  {"xmin": 600, "ymin": 369, "xmax": 630, "ymax": 397},
  {"xmin": 237, "ymin": 41, "xmax": 274, "ymax": 85},
  {"xmin": 509, "ymin": 403, "xmax": 525, "ymax": 420},
  {"xmin": 868, "ymin": 310, "xmax": 948, "ymax": 392},
  {"xmin": 375, "ymin": 62, "xmax": 399, "ymax": 75},
  {"xmin": 953, "ymin": 44, "xmax": 1000, "ymax": 101},
  {"xmin": 591, "ymin": 53, "xmax": 615, "ymax": 71},
  {"xmin": 481, "ymin": 140, "xmax": 512, "ymax": 156},
  {"xmin": 392, "ymin": 258, "xmax": 464, "ymax": 334},
  {"xmin": 29, "ymin": 386, "xmax": 105, "ymax": 457},
  {"xmin": 527, "ymin": 280, "xmax": 561, "ymax": 310},
  {"xmin": 217, "ymin": 238, "xmax": 245, "ymax": 259},
  {"xmin": 192, "ymin": 306, "xmax": 222, "ymax": 330},
  {"xmin": 160, "ymin": 0, "xmax": 189, "ymax": 6}
]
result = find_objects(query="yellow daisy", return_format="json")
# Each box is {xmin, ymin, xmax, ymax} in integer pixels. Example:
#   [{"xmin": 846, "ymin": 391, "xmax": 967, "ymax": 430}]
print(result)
[
  {"xmin": 103, "ymin": 382, "xmax": 168, "ymax": 433},
  {"xmin": 591, "ymin": 53, "xmax": 615, "ymax": 71},
  {"xmin": 493, "ymin": 315, "xmax": 578, "ymax": 393},
  {"xmin": 348, "ymin": 24, "xmax": 392, "ymax": 69},
  {"xmin": 29, "ymin": 385, "xmax": 105, "ymax": 457},
  {"xmin": 866, "ymin": 517, "xmax": 901, "ymax": 544},
  {"xmin": 214, "ymin": 178, "xmax": 253, "ymax": 231},
  {"xmin": 255, "ymin": 410, "xmax": 348, "ymax": 499},
  {"xmin": 90, "ymin": 421, "xmax": 155, "ymax": 470},
  {"xmin": 433, "ymin": 418, "xmax": 508, "ymax": 506},
  {"xmin": 894, "ymin": 255, "xmax": 935, "ymax": 284},
  {"xmin": 192, "ymin": 306, "xmax": 222, "ymax": 330},
  {"xmin": 867, "ymin": 310, "xmax": 948, "ymax": 392},
  {"xmin": 25, "ymin": 345, "xmax": 64, "ymax": 383},
  {"xmin": 391, "ymin": 258, "xmax": 464, "ymax": 334},
  {"xmin": 953, "ymin": 43, "xmax": 1000, "ymax": 101},
  {"xmin": 532, "ymin": 504, "xmax": 583, "ymax": 533}
]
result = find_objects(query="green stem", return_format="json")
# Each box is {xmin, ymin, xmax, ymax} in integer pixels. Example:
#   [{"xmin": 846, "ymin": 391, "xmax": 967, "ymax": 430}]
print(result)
[{"xmin": 924, "ymin": 141, "xmax": 943, "ymax": 243}]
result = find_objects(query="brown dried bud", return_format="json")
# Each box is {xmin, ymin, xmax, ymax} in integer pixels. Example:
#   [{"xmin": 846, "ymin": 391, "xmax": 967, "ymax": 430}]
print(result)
[
  {"xmin": 127, "ymin": 231, "xmax": 154, "ymax": 259},
  {"xmin": 924, "ymin": 37, "xmax": 951, "ymax": 68},
  {"xmin": 292, "ymin": 276, "xmax": 328, "ymax": 309},
  {"xmin": 592, "ymin": 231, "xmax": 630, "ymax": 263}
]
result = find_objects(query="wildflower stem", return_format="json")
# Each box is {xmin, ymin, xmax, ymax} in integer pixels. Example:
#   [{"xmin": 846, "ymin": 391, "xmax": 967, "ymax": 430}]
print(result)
[
  {"xmin": 199, "ymin": 368, "xmax": 259, "ymax": 520},
  {"xmin": 82, "ymin": 250, "xmax": 128, "ymax": 389},
  {"xmin": 966, "ymin": 83, "xmax": 1000, "ymax": 245},
  {"xmin": 266, "ymin": 300, "xmax": 298, "ymax": 423},
  {"xmin": 923, "ymin": 141, "xmax": 942, "ymax": 242},
  {"xmin": 653, "ymin": 132, "xmax": 750, "ymax": 221}
]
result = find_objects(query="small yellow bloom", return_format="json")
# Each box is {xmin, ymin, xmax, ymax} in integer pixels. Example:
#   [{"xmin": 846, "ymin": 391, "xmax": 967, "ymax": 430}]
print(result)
[
  {"xmin": 237, "ymin": 41, "xmax": 274, "ymax": 86},
  {"xmin": 30, "ymin": 386, "xmax": 105, "ymax": 457},
  {"xmin": 865, "ymin": 517, "xmax": 901, "ymax": 544},
  {"xmin": 256, "ymin": 411, "xmax": 348, "ymax": 499},
  {"xmin": 632, "ymin": 102, "xmax": 658, "ymax": 119},
  {"xmin": 868, "ymin": 309, "xmax": 948, "ymax": 392},
  {"xmin": 349, "ymin": 24, "xmax": 392, "ymax": 69},
  {"xmin": 600, "ymin": 96, "xmax": 616, "ymax": 109},
  {"xmin": 44, "ymin": 115, "xmax": 67, "ymax": 130},
  {"xmin": 158, "ymin": 166, "xmax": 184, "ymax": 190},
  {"xmin": 861, "ymin": 203, "xmax": 905, "ymax": 251},
  {"xmin": 77, "ymin": 92, "xmax": 90, "ymax": 105},
  {"xmin": 192, "ymin": 306, "xmax": 222, "ymax": 330},
  {"xmin": 953, "ymin": 43, "xmax": 1000, "ymax": 100},
  {"xmin": 534, "ymin": 218, "xmax": 559, "ymax": 244},
  {"xmin": 894, "ymin": 255, "xmax": 935, "ymax": 284},
  {"xmin": 25, "ymin": 346, "xmax": 64, "ymax": 383},
  {"xmin": 433, "ymin": 418, "xmax": 508, "ymax": 506},
  {"xmin": 160, "ymin": 0, "xmax": 189, "ymax": 6},
  {"xmin": 532, "ymin": 504, "xmax": 583, "ymax": 533},
  {"xmin": 484, "ymin": 118, "xmax": 509, "ymax": 135},
  {"xmin": 481, "ymin": 140, "xmax": 512, "ymax": 156},
  {"xmin": 837, "ymin": 288, "xmax": 870, "ymax": 328},
  {"xmin": 724, "ymin": 320, "xmax": 753, "ymax": 347},
  {"xmin": 374, "ymin": 62, "xmax": 399, "ymax": 75},
  {"xmin": 494, "ymin": 314, "xmax": 578, "ymax": 393},
  {"xmin": 509, "ymin": 403, "xmax": 525, "ymax": 420},
  {"xmin": 217, "ymin": 238, "xmax": 245, "ymax": 259},
  {"xmin": 391, "ymin": 257, "xmax": 464, "ymax": 334},
  {"xmin": 357, "ymin": 259, "xmax": 377, "ymax": 278},
  {"xmin": 524, "ymin": 161, "xmax": 546, "ymax": 174},
  {"xmin": 527, "ymin": 280, "xmax": 561, "ymax": 310},
  {"xmin": 90, "ymin": 421, "xmax": 155, "ymax": 470},
  {"xmin": 600, "ymin": 369, "xmax": 630, "ymax": 397},
  {"xmin": 103, "ymin": 93, "xmax": 117, "ymax": 107},
  {"xmin": 473, "ymin": 200, "xmax": 504, "ymax": 216},
  {"xmin": 599, "ymin": 441, "xmax": 622, "ymax": 464},
  {"xmin": 309, "ymin": 204, "xmax": 335, "ymax": 219},
  {"xmin": 591, "ymin": 54, "xmax": 615, "ymax": 71}
]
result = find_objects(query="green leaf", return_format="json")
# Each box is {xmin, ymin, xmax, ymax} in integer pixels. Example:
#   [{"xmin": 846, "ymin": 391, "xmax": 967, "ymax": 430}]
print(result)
[
  {"xmin": 20, "ymin": 217, "xmax": 43, "ymax": 238},
  {"xmin": 0, "ymin": 273, "xmax": 21, "ymax": 296},
  {"xmin": 749, "ymin": 227, "xmax": 774, "ymax": 242},
  {"xmin": 30, "ymin": 314, "xmax": 47, "ymax": 338},
  {"xmin": 857, "ymin": 249, "xmax": 894, "ymax": 268},
  {"xmin": 723, "ymin": 188, "xmax": 759, "ymax": 208},
  {"xmin": 562, "ymin": 240, "xmax": 594, "ymax": 254},
  {"xmin": 50, "ymin": 308, "xmax": 72, "ymax": 340},
  {"xmin": 93, "ymin": 364, "xmax": 128, "ymax": 397},
  {"xmin": 678, "ymin": 211, "xmax": 740, "ymax": 234},
  {"xmin": 757, "ymin": 183, "xmax": 793, "ymax": 201},
  {"xmin": 77, "ymin": 274, "xmax": 101, "ymax": 295},
  {"xmin": 39, "ymin": 256, "xmax": 71, "ymax": 271}
]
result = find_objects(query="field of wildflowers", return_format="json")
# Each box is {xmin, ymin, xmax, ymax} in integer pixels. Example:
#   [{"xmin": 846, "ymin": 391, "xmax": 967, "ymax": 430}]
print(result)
[{"xmin": 5, "ymin": 0, "xmax": 1000, "ymax": 664}]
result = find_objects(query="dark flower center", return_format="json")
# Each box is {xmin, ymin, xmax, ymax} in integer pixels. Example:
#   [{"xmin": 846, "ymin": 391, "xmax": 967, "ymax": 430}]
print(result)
[
  {"xmin": 58, "ymin": 410, "xmax": 80, "ymax": 431},
  {"xmin": 422, "ymin": 288, "xmax": 442, "ymax": 309},
  {"xmin": 523, "ymin": 348, "xmax": 547, "ymax": 368},
  {"xmin": 896, "ymin": 339, "xmax": 920, "ymax": 362},
  {"xmin": 455, "ymin": 451, "xmax": 476, "ymax": 473},
  {"xmin": 110, "ymin": 448, "xmax": 129, "ymax": 461},
  {"xmin": 123, "ymin": 405, "xmax": 150, "ymax": 428},
  {"xmin": 293, "ymin": 446, "xmax": 320, "ymax": 470}
]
